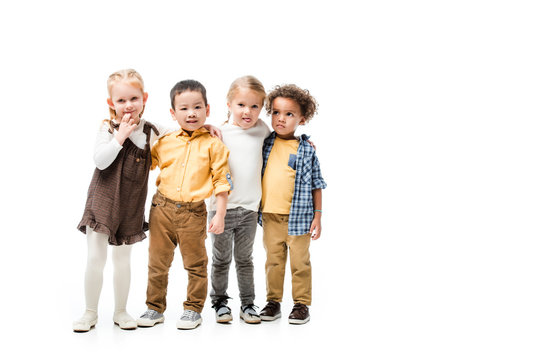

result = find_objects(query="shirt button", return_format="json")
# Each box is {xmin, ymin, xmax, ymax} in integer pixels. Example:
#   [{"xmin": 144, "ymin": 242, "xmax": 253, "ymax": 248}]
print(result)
[
  {"xmin": 182, "ymin": 163, "xmax": 185, "ymax": 167},
  {"xmin": 136, "ymin": 158, "xmax": 140, "ymax": 162}
]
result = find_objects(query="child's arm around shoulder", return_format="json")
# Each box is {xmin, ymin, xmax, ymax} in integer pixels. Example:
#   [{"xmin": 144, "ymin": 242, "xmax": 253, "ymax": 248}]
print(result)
[
  {"xmin": 148, "ymin": 121, "xmax": 178, "ymax": 147},
  {"xmin": 147, "ymin": 122, "xmax": 221, "ymax": 149}
]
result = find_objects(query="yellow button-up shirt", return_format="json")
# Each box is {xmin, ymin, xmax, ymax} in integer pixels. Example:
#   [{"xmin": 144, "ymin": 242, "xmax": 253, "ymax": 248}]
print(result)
[{"xmin": 151, "ymin": 127, "xmax": 232, "ymax": 202}]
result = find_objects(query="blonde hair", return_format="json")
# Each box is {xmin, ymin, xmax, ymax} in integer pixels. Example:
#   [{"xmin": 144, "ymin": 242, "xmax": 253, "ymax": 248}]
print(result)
[
  {"xmin": 226, "ymin": 75, "xmax": 266, "ymax": 122},
  {"xmin": 105, "ymin": 68, "xmax": 146, "ymax": 125}
]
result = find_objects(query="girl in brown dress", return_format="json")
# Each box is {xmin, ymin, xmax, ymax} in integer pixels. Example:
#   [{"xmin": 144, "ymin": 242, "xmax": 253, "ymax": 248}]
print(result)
[{"xmin": 74, "ymin": 69, "xmax": 162, "ymax": 332}]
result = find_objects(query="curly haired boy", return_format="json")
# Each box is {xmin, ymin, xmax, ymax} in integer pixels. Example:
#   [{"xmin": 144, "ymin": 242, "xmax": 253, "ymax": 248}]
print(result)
[{"xmin": 258, "ymin": 84, "xmax": 327, "ymax": 324}]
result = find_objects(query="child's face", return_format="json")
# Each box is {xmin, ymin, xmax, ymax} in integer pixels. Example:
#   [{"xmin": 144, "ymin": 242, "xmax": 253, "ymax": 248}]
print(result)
[
  {"xmin": 107, "ymin": 81, "xmax": 148, "ymax": 124},
  {"xmin": 228, "ymin": 87, "xmax": 264, "ymax": 130},
  {"xmin": 270, "ymin": 97, "xmax": 305, "ymax": 139},
  {"xmin": 170, "ymin": 90, "xmax": 210, "ymax": 131}
]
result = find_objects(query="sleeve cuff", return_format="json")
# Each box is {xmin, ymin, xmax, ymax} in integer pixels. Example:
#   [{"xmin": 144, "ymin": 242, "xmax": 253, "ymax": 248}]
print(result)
[
  {"xmin": 111, "ymin": 137, "xmax": 123, "ymax": 149},
  {"xmin": 214, "ymin": 184, "xmax": 231, "ymax": 195}
]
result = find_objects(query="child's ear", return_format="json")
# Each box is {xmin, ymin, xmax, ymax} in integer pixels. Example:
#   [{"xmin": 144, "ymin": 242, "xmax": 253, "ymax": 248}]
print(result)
[
  {"xmin": 143, "ymin": 92, "xmax": 148, "ymax": 105},
  {"xmin": 107, "ymin": 98, "xmax": 114, "ymax": 109},
  {"xmin": 206, "ymin": 104, "xmax": 210, "ymax": 117},
  {"xmin": 170, "ymin": 108, "xmax": 176, "ymax": 120},
  {"xmin": 299, "ymin": 116, "xmax": 306, "ymax": 125}
]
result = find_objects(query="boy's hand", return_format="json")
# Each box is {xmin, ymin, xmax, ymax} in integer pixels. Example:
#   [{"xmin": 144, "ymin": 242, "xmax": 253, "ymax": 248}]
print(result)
[
  {"xmin": 204, "ymin": 124, "xmax": 223, "ymax": 140},
  {"xmin": 208, "ymin": 214, "xmax": 225, "ymax": 234},
  {"xmin": 310, "ymin": 214, "xmax": 322, "ymax": 240},
  {"xmin": 115, "ymin": 113, "xmax": 137, "ymax": 145}
]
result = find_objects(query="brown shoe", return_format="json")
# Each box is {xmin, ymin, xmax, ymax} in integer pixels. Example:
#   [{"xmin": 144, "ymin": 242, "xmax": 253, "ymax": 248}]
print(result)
[
  {"xmin": 288, "ymin": 303, "xmax": 310, "ymax": 324},
  {"xmin": 260, "ymin": 301, "xmax": 281, "ymax": 321}
]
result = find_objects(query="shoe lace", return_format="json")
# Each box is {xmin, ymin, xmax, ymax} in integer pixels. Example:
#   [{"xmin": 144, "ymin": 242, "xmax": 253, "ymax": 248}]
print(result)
[
  {"xmin": 211, "ymin": 297, "xmax": 232, "ymax": 310},
  {"xmin": 181, "ymin": 310, "xmax": 197, "ymax": 321},
  {"xmin": 242, "ymin": 304, "xmax": 259, "ymax": 313},
  {"xmin": 142, "ymin": 309, "xmax": 157, "ymax": 319}
]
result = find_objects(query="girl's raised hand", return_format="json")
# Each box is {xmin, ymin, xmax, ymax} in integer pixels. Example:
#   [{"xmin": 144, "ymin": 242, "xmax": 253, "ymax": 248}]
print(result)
[{"xmin": 115, "ymin": 113, "xmax": 138, "ymax": 145}]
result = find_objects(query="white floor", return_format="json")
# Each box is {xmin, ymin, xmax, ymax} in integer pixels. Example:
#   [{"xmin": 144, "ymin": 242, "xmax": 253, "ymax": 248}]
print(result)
[
  {"xmin": 48, "ymin": 228, "xmax": 358, "ymax": 359},
  {"xmin": 7, "ymin": 216, "xmax": 537, "ymax": 360}
]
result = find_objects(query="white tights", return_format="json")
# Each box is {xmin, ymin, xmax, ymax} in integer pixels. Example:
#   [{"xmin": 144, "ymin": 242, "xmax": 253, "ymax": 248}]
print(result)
[{"xmin": 83, "ymin": 227, "xmax": 132, "ymax": 316}]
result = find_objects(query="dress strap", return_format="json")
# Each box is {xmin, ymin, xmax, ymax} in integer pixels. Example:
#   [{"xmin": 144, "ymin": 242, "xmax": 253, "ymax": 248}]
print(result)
[
  {"xmin": 106, "ymin": 120, "xmax": 119, "ymax": 134},
  {"xmin": 143, "ymin": 121, "xmax": 160, "ymax": 150}
]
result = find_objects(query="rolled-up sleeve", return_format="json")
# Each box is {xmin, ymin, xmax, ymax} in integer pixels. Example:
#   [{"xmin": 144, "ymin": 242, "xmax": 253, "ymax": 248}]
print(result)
[
  {"xmin": 311, "ymin": 153, "xmax": 327, "ymax": 190},
  {"xmin": 210, "ymin": 140, "xmax": 232, "ymax": 195}
]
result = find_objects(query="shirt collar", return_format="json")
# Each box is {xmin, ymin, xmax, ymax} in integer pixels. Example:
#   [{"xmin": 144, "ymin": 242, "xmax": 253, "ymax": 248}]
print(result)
[
  {"xmin": 269, "ymin": 131, "xmax": 310, "ymax": 142},
  {"xmin": 177, "ymin": 126, "xmax": 210, "ymax": 138}
]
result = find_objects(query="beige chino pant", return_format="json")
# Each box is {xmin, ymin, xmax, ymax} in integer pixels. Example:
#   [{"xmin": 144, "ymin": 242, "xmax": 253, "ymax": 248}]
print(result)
[
  {"xmin": 262, "ymin": 213, "xmax": 312, "ymax": 306},
  {"xmin": 146, "ymin": 191, "xmax": 208, "ymax": 313}
]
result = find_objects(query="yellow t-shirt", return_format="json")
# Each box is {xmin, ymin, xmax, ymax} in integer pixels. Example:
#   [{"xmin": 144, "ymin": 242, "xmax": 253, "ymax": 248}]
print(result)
[
  {"xmin": 151, "ymin": 127, "xmax": 231, "ymax": 202},
  {"xmin": 261, "ymin": 137, "xmax": 299, "ymax": 214}
]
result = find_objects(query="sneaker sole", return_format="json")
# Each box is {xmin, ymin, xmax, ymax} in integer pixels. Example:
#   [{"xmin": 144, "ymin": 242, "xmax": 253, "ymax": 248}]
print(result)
[
  {"xmin": 176, "ymin": 318, "xmax": 202, "ymax": 330},
  {"xmin": 240, "ymin": 312, "xmax": 261, "ymax": 324},
  {"xmin": 216, "ymin": 314, "xmax": 233, "ymax": 323},
  {"xmin": 288, "ymin": 316, "xmax": 310, "ymax": 325},
  {"xmin": 137, "ymin": 317, "xmax": 164, "ymax": 327},
  {"xmin": 260, "ymin": 312, "xmax": 281, "ymax": 321}
]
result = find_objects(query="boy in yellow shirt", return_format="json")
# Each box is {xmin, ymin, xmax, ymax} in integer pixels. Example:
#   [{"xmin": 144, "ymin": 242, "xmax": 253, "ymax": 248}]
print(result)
[{"xmin": 137, "ymin": 80, "xmax": 232, "ymax": 330}]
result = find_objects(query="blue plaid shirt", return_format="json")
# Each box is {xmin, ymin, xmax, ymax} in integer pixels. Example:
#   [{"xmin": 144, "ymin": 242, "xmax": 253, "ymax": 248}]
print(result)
[{"xmin": 258, "ymin": 132, "xmax": 327, "ymax": 235}]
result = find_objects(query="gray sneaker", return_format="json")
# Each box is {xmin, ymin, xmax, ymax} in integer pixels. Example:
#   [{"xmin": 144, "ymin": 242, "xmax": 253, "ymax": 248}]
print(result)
[
  {"xmin": 212, "ymin": 301, "xmax": 233, "ymax": 323},
  {"xmin": 240, "ymin": 304, "xmax": 261, "ymax": 324},
  {"xmin": 137, "ymin": 309, "xmax": 164, "ymax": 327},
  {"xmin": 176, "ymin": 310, "xmax": 202, "ymax": 329}
]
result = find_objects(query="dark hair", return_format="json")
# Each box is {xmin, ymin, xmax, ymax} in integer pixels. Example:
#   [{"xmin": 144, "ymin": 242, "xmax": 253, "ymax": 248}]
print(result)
[
  {"xmin": 170, "ymin": 79, "xmax": 208, "ymax": 108},
  {"xmin": 265, "ymin": 84, "xmax": 318, "ymax": 122}
]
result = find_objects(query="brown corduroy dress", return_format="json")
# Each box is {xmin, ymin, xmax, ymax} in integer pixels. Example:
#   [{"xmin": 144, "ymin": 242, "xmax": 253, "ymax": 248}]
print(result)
[{"xmin": 78, "ymin": 121, "xmax": 159, "ymax": 245}]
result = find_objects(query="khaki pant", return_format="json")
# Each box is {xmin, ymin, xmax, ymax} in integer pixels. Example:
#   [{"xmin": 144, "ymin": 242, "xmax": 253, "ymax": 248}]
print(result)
[
  {"xmin": 262, "ymin": 213, "xmax": 312, "ymax": 305},
  {"xmin": 146, "ymin": 192, "xmax": 208, "ymax": 313}
]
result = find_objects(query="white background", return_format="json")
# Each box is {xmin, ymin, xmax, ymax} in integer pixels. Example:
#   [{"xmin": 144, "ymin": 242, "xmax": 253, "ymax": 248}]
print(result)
[{"xmin": 1, "ymin": 0, "xmax": 538, "ymax": 359}]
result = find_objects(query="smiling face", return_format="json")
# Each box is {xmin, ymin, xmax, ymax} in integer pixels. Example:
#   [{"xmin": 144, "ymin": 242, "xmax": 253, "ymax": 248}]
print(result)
[
  {"xmin": 270, "ymin": 97, "xmax": 305, "ymax": 139},
  {"xmin": 170, "ymin": 90, "xmax": 210, "ymax": 131},
  {"xmin": 228, "ymin": 87, "xmax": 264, "ymax": 130},
  {"xmin": 107, "ymin": 81, "xmax": 148, "ymax": 124}
]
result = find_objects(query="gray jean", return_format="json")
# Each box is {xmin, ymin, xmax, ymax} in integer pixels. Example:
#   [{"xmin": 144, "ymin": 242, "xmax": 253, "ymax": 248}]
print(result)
[{"xmin": 209, "ymin": 207, "xmax": 258, "ymax": 306}]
